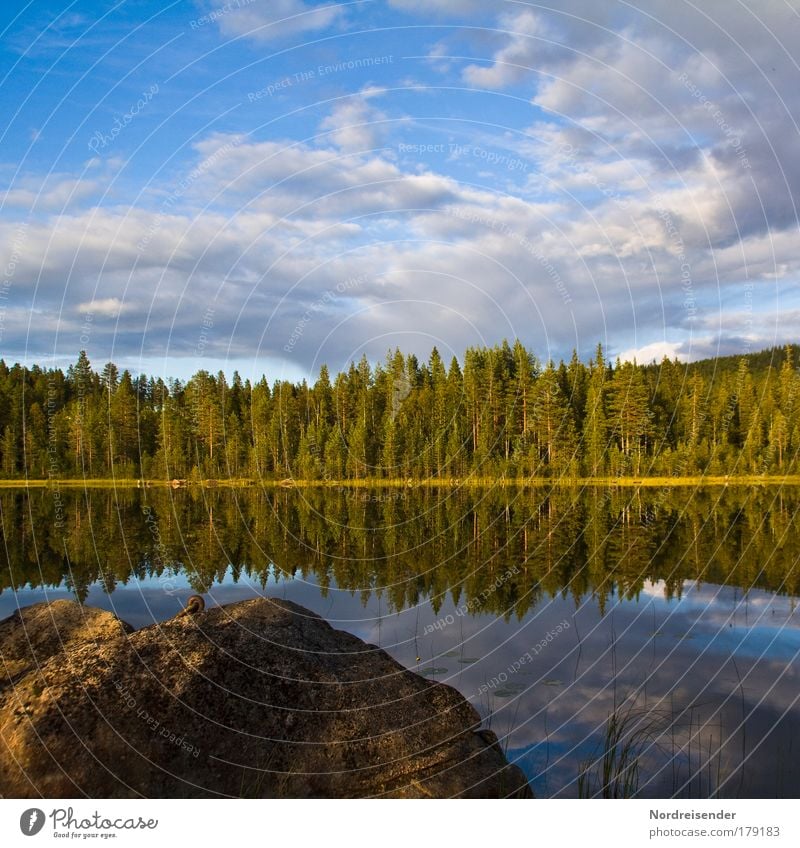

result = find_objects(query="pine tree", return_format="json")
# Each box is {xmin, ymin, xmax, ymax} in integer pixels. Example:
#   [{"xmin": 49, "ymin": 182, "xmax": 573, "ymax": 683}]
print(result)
[
  {"xmin": 768, "ymin": 410, "xmax": 789, "ymax": 470},
  {"xmin": 531, "ymin": 361, "xmax": 575, "ymax": 474},
  {"xmin": 186, "ymin": 371, "xmax": 224, "ymax": 472},
  {"xmin": 608, "ymin": 359, "xmax": 652, "ymax": 475},
  {"xmin": 566, "ymin": 348, "xmax": 588, "ymax": 433},
  {"xmin": 346, "ymin": 415, "xmax": 368, "ymax": 479},
  {"xmin": 582, "ymin": 344, "xmax": 608, "ymax": 477},
  {"xmin": 109, "ymin": 371, "xmax": 139, "ymax": 472},
  {"xmin": 445, "ymin": 357, "xmax": 466, "ymax": 476},
  {"xmin": 249, "ymin": 378, "xmax": 271, "ymax": 476},
  {"xmin": 158, "ymin": 396, "xmax": 186, "ymax": 477},
  {"xmin": 429, "ymin": 347, "xmax": 447, "ymax": 477},
  {"xmin": 1, "ymin": 425, "xmax": 16, "ymax": 477},
  {"xmin": 743, "ymin": 405, "xmax": 765, "ymax": 472},
  {"xmin": 100, "ymin": 362, "xmax": 119, "ymax": 394}
]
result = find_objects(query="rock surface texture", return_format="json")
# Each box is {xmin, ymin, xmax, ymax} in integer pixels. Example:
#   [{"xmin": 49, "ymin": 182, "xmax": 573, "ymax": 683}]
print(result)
[{"xmin": 0, "ymin": 599, "xmax": 532, "ymax": 798}]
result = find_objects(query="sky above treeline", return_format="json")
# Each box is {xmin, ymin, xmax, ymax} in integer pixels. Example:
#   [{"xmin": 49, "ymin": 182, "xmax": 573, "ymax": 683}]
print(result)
[{"xmin": 0, "ymin": 0, "xmax": 798, "ymax": 382}]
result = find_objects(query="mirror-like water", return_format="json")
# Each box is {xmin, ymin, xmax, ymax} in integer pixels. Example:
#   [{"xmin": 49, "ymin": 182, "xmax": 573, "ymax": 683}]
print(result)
[{"xmin": 2, "ymin": 485, "xmax": 799, "ymax": 797}]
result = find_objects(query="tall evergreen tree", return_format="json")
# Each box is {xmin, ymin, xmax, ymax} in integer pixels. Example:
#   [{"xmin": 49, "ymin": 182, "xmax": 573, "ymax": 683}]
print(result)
[
  {"xmin": 530, "ymin": 361, "xmax": 575, "ymax": 475},
  {"xmin": 583, "ymin": 344, "xmax": 608, "ymax": 477},
  {"xmin": 608, "ymin": 359, "xmax": 652, "ymax": 475}
]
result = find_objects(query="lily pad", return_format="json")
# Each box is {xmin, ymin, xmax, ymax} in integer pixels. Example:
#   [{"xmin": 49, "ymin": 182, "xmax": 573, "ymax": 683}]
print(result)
[
  {"xmin": 442, "ymin": 650, "xmax": 461, "ymax": 657},
  {"xmin": 419, "ymin": 667, "xmax": 449, "ymax": 676},
  {"xmin": 458, "ymin": 657, "xmax": 480, "ymax": 664},
  {"xmin": 543, "ymin": 679, "xmax": 562, "ymax": 686},
  {"xmin": 491, "ymin": 688, "xmax": 521, "ymax": 698},
  {"xmin": 491, "ymin": 682, "xmax": 525, "ymax": 693}
]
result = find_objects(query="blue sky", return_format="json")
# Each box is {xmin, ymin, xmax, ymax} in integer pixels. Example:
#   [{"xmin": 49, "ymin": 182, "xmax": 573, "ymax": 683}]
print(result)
[{"xmin": 1, "ymin": 0, "xmax": 798, "ymax": 382}]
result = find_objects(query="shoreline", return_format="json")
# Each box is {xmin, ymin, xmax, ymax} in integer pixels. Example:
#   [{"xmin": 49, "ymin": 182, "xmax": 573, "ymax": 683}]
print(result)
[{"xmin": 2, "ymin": 474, "xmax": 800, "ymax": 489}]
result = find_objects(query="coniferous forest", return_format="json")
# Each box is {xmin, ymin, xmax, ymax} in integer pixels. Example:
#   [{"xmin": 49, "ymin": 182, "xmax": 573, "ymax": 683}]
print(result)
[{"xmin": 0, "ymin": 341, "xmax": 798, "ymax": 482}]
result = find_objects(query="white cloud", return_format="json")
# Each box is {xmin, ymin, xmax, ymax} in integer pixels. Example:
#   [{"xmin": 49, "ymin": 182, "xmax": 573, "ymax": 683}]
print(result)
[
  {"xmin": 1, "ymin": 114, "xmax": 794, "ymax": 371},
  {"xmin": 77, "ymin": 297, "xmax": 129, "ymax": 318},
  {"xmin": 388, "ymin": 0, "xmax": 489, "ymax": 13},
  {"xmin": 618, "ymin": 341, "xmax": 685, "ymax": 364},
  {"xmin": 453, "ymin": 0, "xmax": 800, "ymax": 254},
  {"xmin": 1, "ymin": 176, "xmax": 99, "ymax": 211},
  {"xmin": 206, "ymin": 0, "xmax": 344, "ymax": 43},
  {"xmin": 319, "ymin": 87, "xmax": 389, "ymax": 152},
  {"xmin": 463, "ymin": 11, "xmax": 546, "ymax": 89},
  {"xmin": 2, "ymin": 0, "xmax": 798, "ymax": 380}
]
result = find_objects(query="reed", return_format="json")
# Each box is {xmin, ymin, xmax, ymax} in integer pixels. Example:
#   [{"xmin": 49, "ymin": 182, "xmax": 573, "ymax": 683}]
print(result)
[{"xmin": 577, "ymin": 701, "xmax": 666, "ymax": 798}]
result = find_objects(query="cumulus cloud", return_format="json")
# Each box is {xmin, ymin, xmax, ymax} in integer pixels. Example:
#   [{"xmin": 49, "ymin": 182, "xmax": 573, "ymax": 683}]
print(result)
[
  {"xmin": 388, "ymin": 0, "xmax": 490, "ymax": 14},
  {"xmin": 1, "ymin": 175, "xmax": 99, "ymax": 211},
  {"xmin": 319, "ymin": 87, "xmax": 389, "ymax": 152},
  {"xmin": 202, "ymin": 0, "xmax": 344, "ymax": 43},
  {"xmin": 456, "ymin": 1, "xmax": 800, "ymax": 252},
  {"xmin": 0, "ymin": 121, "xmax": 792, "ymax": 373},
  {"xmin": 463, "ymin": 11, "xmax": 548, "ymax": 90},
  {"xmin": 618, "ymin": 341, "xmax": 685, "ymax": 364},
  {"xmin": 77, "ymin": 297, "xmax": 130, "ymax": 318},
  {"xmin": 2, "ymin": 0, "xmax": 797, "ymax": 373}
]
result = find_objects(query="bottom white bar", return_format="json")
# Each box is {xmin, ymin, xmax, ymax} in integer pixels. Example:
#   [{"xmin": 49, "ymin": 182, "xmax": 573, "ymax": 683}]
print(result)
[{"xmin": 0, "ymin": 798, "xmax": 794, "ymax": 847}]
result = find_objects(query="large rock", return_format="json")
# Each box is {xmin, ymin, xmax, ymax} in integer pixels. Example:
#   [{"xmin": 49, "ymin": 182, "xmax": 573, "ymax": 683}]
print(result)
[{"xmin": 0, "ymin": 599, "xmax": 531, "ymax": 798}]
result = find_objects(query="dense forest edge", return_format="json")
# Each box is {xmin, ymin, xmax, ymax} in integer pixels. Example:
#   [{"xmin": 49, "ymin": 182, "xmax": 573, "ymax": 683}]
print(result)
[{"xmin": 0, "ymin": 341, "xmax": 798, "ymax": 484}]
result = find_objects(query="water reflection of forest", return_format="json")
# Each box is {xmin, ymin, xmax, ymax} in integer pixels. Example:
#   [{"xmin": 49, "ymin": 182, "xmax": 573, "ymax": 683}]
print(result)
[{"xmin": 2, "ymin": 486, "xmax": 799, "ymax": 613}]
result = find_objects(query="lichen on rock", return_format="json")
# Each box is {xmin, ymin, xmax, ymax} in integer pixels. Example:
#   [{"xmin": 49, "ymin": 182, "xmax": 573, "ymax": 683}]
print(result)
[{"xmin": 0, "ymin": 598, "xmax": 532, "ymax": 798}]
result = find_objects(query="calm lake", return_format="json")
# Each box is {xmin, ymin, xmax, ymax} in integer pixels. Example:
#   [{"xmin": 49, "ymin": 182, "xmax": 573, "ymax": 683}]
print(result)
[{"xmin": 2, "ymin": 484, "xmax": 799, "ymax": 798}]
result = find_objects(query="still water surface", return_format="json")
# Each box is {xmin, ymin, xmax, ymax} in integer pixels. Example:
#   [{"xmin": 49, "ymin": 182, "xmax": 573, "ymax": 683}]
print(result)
[{"xmin": 2, "ymin": 485, "xmax": 799, "ymax": 797}]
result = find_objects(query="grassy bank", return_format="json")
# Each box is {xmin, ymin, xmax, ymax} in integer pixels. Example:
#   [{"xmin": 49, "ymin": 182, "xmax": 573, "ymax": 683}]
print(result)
[{"xmin": 2, "ymin": 475, "xmax": 800, "ymax": 489}]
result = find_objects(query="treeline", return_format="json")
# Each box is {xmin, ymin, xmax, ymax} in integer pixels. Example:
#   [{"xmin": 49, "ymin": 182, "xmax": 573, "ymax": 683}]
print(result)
[
  {"xmin": 3, "ymin": 487, "xmax": 799, "ymax": 611},
  {"xmin": 0, "ymin": 341, "xmax": 798, "ymax": 480}
]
